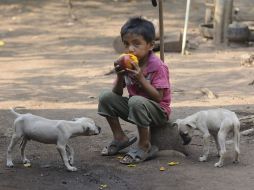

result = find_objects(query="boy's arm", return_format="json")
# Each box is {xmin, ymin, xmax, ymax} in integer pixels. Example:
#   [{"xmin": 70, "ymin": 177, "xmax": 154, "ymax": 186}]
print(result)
[
  {"xmin": 112, "ymin": 75, "xmax": 125, "ymax": 96},
  {"xmin": 127, "ymin": 65, "xmax": 163, "ymax": 102},
  {"xmin": 112, "ymin": 58, "xmax": 126, "ymax": 96},
  {"xmin": 138, "ymin": 76, "xmax": 163, "ymax": 102}
]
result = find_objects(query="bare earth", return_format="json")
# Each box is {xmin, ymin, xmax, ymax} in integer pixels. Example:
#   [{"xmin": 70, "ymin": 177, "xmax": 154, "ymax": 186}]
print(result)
[{"xmin": 0, "ymin": 0, "xmax": 254, "ymax": 190}]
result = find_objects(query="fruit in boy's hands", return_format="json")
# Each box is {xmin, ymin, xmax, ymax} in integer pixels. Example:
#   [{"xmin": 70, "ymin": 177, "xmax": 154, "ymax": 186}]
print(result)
[{"xmin": 118, "ymin": 53, "xmax": 139, "ymax": 70}]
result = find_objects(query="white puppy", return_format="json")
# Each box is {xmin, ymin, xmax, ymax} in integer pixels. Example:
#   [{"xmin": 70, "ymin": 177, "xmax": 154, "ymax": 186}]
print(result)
[
  {"xmin": 173, "ymin": 108, "xmax": 240, "ymax": 167},
  {"xmin": 6, "ymin": 108, "xmax": 101, "ymax": 171}
]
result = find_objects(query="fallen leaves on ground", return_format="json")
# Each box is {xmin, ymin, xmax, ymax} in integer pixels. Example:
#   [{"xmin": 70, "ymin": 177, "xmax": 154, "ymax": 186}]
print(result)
[
  {"xmin": 168, "ymin": 161, "xmax": 179, "ymax": 166},
  {"xmin": 0, "ymin": 40, "xmax": 5, "ymax": 46},
  {"xmin": 24, "ymin": 163, "xmax": 31, "ymax": 167},
  {"xmin": 127, "ymin": 164, "xmax": 136, "ymax": 167},
  {"xmin": 99, "ymin": 184, "xmax": 108, "ymax": 189}
]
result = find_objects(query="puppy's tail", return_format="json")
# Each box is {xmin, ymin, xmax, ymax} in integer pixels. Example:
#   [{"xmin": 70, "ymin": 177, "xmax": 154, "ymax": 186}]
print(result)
[{"xmin": 10, "ymin": 107, "xmax": 24, "ymax": 117}]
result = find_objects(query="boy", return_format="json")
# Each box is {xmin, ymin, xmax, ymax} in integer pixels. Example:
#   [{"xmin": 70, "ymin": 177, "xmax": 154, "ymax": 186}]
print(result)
[{"xmin": 98, "ymin": 16, "xmax": 171, "ymax": 164}]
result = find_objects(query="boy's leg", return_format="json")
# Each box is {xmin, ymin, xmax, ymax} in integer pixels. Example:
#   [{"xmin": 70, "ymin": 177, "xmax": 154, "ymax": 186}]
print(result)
[
  {"xmin": 128, "ymin": 96, "xmax": 168, "ymax": 129},
  {"xmin": 137, "ymin": 126, "xmax": 151, "ymax": 151},
  {"xmin": 106, "ymin": 116, "xmax": 128, "ymax": 142},
  {"xmin": 98, "ymin": 91, "xmax": 137, "ymax": 155},
  {"xmin": 120, "ymin": 96, "xmax": 167, "ymax": 163}
]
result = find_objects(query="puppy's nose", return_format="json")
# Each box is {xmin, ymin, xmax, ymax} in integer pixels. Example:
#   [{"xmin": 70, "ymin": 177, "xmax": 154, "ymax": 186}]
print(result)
[
  {"xmin": 182, "ymin": 136, "xmax": 191, "ymax": 145},
  {"xmin": 180, "ymin": 132, "xmax": 191, "ymax": 145},
  {"xmin": 98, "ymin": 126, "xmax": 101, "ymax": 133}
]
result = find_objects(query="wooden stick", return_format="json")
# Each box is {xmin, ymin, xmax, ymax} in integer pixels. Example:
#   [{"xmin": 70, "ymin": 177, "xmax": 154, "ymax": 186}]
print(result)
[
  {"xmin": 181, "ymin": 0, "xmax": 191, "ymax": 55},
  {"xmin": 241, "ymin": 128, "xmax": 254, "ymax": 136}
]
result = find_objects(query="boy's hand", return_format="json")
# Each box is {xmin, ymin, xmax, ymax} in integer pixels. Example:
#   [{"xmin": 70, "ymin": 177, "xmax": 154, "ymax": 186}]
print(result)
[
  {"xmin": 126, "ymin": 61, "xmax": 144, "ymax": 82},
  {"xmin": 114, "ymin": 54, "xmax": 138, "ymax": 76},
  {"xmin": 114, "ymin": 59, "xmax": 125, "ymax": 75}
]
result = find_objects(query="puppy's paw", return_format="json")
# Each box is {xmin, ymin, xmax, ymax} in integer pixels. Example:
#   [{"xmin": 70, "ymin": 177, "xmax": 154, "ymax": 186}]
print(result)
[
  {"xmin": 68, "ymin": 157, "xmax": 74, "ymax": 166},
  {"xmin": 214, "ymin": 162, "xmax": 223, "ymax": 167},
  {"xmin": 199, "ymin": 156, "xmax": 207, "ymax": 162},
  {"xmin": 6, "ymin": 161, "xmax": 14, "ymax": 167},
  {"xmin": 67, "ymin": 166, "xmax": 77, "ymax": 172},
  {"xmin": 23, "ymin": 159, "xmax": 31, "ymax": 164}
]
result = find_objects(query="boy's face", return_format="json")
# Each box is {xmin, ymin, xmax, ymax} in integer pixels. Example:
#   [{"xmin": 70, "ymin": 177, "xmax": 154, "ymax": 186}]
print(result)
[{"xmin": 122, "ymin": 33, "xmax": 154, "ymax": 62}]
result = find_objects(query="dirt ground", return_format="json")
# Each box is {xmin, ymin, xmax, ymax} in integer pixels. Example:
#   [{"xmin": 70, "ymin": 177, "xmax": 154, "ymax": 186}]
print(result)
[{"xmin": 0, "ymin": 0, "xmax": 254, "ymax": 190}]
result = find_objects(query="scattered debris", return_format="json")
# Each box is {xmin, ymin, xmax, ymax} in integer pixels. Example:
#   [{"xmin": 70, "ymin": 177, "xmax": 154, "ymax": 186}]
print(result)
[
  {"xmin": 159, "ymin": 166, "xmax": 165, "ymax": 171},
  {"xmin": 240, "ymin": 53, "xmax": 254, "ymax": 67},
  {"xmin": 248, "ymin": 80, "xmax": 254, "ymax": 85},
  {"xmin": 241, "ymin": 128, "xmax": 254, "ymax": 136},
  {"xmin": 239, "ymin": 114, "xmax": 254, "ymax": 121},
  {"xmin": 239, "ymin": 115, "xmax": 254, "ymax": 132},
  {"xmin": 200, "ymin": 88, "xmax": 218, "ymax": 99}
]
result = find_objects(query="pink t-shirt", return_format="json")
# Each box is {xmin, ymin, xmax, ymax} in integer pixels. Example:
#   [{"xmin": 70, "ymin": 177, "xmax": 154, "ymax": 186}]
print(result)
[{"xmin": 124, "ymin": 52, "xmax": 171, "ymax": 116}]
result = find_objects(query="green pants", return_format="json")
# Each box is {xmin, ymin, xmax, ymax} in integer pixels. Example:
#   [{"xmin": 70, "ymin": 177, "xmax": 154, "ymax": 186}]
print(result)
[{"xmin": 98, "ymin": 90, "xmax": 168, "ymax": 128}]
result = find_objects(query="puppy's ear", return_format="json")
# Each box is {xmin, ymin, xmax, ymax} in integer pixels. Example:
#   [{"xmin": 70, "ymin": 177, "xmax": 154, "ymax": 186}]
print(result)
[
  {"xmin": 172, "ymin": 119, "xmax": 180, "ymax": 127},
  {"xmin": 172, "ymin": 122, "xmax": 178, "ymax": 127},
  {"xmin": 186, "ymin": 121, "xmax": 196, "ymax": 129}
]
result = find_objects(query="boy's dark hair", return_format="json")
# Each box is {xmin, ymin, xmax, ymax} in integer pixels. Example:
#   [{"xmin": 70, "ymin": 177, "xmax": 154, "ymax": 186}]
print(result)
[{"xmin": 120, "ymin": 16, "xmax": 155, "ymax": 43}]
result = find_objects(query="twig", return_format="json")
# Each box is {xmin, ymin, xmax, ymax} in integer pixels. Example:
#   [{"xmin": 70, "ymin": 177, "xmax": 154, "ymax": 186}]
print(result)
[{"xmin": 241, "ymin": 128, "xmax": 254, "ymax": 136}]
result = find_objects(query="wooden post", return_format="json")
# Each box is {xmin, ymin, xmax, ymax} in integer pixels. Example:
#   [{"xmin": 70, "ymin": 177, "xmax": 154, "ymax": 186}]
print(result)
[
  {"xmin": 214, "ymin": 0, "xmax": 225, "ymax": 46},
  {"xmin": 205, "ymin": 3, "xmax": 214, "ymax": 24},
  {"xmin": 214, "ymin": 0, "xmax": 233, "ymax": 46},
  {"xmin": 223, "ymin": 0, "xmax": 233, "ymax": 45},
  {"xmin": 158, "ymin": 0, "xmax": 164, "ymax": 62}
]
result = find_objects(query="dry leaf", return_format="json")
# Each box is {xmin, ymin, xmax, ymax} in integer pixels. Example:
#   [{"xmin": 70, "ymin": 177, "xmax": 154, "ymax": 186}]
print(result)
[
  {"xmin": 127, "ymin": 164, "xmax": 136, "ymax": 167},
  {"xmin": 99, "ymin": 184, "xmax": 108, "ymax": 189},
  {"xmin": 168, "ymin": 161, "xmax": 179, "ymax": 166},
  {"xmin": 24, "ymin": 163, "xmax": 31, "ymax": 167},
  {"xmin": 0, "ymin": 40, "xmax": 5, "ymax": 46},
  {"xmin": 117, "ymin": 156, "xmax": 123, "ymax": 159}
]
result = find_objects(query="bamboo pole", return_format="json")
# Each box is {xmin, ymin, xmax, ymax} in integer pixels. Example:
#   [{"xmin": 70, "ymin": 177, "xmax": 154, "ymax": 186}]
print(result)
[{"xmin": 181, "ymin": 0, "xmax": 191, "ymax": 55}]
